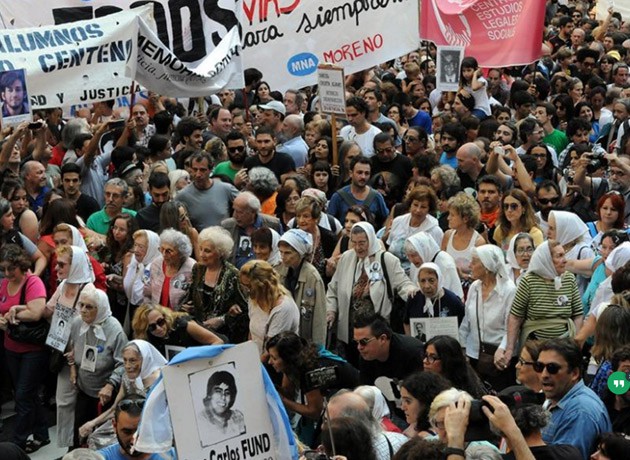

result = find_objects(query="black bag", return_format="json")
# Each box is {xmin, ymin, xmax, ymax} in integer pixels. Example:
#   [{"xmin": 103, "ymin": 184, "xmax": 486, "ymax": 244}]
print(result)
[
  {"xmin": 475, "ymin": 288, "xmax": 500, "ymax": 378},
  {"xmin": 380, "ymin": 252, "xmax": 407, "ymax": 334},
  {"xmin": 7, "ymin": 278, "xmax": 50, "ymax": 346}
]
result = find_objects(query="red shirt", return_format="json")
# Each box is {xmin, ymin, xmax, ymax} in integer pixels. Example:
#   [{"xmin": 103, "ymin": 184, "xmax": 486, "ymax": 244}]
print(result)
[{"xmin": 160, "ymin": 262, "xmax": 172, "ymax": 308}]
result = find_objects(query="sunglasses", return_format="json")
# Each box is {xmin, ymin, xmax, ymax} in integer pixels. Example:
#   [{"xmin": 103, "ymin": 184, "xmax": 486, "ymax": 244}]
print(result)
[
  {"xmin": 533, "ymin": 361, "xmax": 564, "ymax": 374},
  {"xmin": 148, "ymin": 317, "xmax": 166, "ymax": 332},
  {"xmin": 537, "ymin": 197, "xmax": 559, "ymax": 205},
  {"xmin": 503, "ymin": 203, "xmax": 520, "ymax": 211},
  {"xmin": 354, "ymin": 337, "xmax": 376, "ymax": 346},
  {"xmin": 518, "ymin": 357, "xmax": 535, "ymax": 367},
  {"xmin": 228, "ymin": 146, "xmax": 245, "ymax": 153},
  {"xmin": 118, "ymin": 399, "xmax": 146, "ymax": 411}
]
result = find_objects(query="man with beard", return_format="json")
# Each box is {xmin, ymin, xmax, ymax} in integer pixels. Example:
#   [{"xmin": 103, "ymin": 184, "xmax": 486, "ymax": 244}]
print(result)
[
  {"xmin": 99, "ymin": 395, "xmax": 174, "ymax": 459},
  {"xmin": 370, "ymin": 132, "xmax": 411, "ymax": 204},
  {"xmin": 439, "ymin": 122, "xmax": 467, "ymax": 169},
  {"xmin": 276, "ymin": 114, "xmax": 309, "ymax": 168},
  {"xmin": 557, "ymin": 118, "xmax": 594, "ymax": 166},
  {"xmin": 214, "ymin": 130, "xmax": 247, "ymax": 184},
  {"xmin": 476, "ymin": 175, "xmax": 503, "ymax": 243},
  {"xmin": 135, "ymin": 172, "xmax": 170, "ymax": 232},
  {"xmin": 534, "ymin": 180, "xmax": 562, "ymax": 236},
  {"xmin": 177, "ymin": 151, "xmax": 239, "ymax": 231},
  {"xmin": 175, "ymin": 116, "xmax": 205, "ymax": 151},
  {"xmin": 21, "ymin": 160, "xmax": 50, "ymax": 217},
  {"xmin": 243, "ymin": 127, "xmax": 295, "ymax": 183},
  {"xmin": 87, "ymin": 178, "xmax": 137, "ymax": 235},
  {"xmin": 340, "ymin": 97, "xmax": 382, "ymax": 158},
  {"xmin": 60, "ymin": 162, "xmax": 100, "ymax": 222}
]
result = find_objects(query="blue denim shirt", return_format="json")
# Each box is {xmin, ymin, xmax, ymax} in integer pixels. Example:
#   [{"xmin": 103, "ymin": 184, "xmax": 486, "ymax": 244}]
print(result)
[{"xmin": 542, "ymin": 380, "xmax": 612, "ymax": 460}]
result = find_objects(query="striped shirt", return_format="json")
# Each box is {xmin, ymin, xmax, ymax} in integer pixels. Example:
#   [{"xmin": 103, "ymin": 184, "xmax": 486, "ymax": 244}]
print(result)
[{"xmin": 510, "ymin": 271, "xmax": 582, "ymax": 339}]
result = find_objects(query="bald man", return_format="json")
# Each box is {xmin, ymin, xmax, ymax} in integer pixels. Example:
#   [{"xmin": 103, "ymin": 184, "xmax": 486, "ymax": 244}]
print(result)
[
  {"xmin": 327, "ymin": 391, "xmax": 408, "ymax": 460},
  {"xmin": 455, "ymin": 143, "xmax": 486, "ymax": 190},
  {"xmin": 21, "ymin": 160, "xmax": 50, "ymax": 216},
  {"xmin": 276, "ymin": 114, "xmax": 309, "ymax": 167}
]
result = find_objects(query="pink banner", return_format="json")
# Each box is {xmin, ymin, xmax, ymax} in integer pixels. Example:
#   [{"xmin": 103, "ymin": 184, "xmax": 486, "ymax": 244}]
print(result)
[{"xmin": 420, "ymin": 0, "xmax": 545, "ymax": 67}]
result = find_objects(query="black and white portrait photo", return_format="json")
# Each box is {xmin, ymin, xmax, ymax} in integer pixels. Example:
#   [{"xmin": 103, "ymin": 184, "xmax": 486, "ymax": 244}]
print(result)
[
  {"xmin": 414, "ymin": 320, "xmax": 427, "ymax": 343},
  {"xmin": 190, "ymin": 362, "xmax": 246, "ymax": 447},
  {"xmin": 238, "ymin": 236, "xmax": 252, "ymax": 257},
  {"xmin": 0, "ymin": 69, "xmax": 31, "ymax": 128},
  {"xmin": 437, "ymin": 46, "xmax": 464, "ymax": 91}
]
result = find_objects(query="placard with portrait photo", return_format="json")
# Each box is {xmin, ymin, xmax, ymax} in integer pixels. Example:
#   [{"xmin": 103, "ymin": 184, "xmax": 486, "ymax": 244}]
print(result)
[
  {"xmin": 436, "ymin": 46, "xmax": 464, "ymax": 92},
  {"xmin": 0, "ymin": 68, "xmax": 32, "ymax": 128}
]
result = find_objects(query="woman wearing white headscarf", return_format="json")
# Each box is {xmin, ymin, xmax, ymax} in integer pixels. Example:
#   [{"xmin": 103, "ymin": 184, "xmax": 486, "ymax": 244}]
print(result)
[
  {"xmin": 124, "ymin": 230, "xmax": 160, "ymax": 306},
  {"xmin": 404, "ymin": 232, "xmax": 464, "ymax": 299},
  {"xmin": 69, "ymin": 286, "xmax": 127, "ymax": 447},
  {"xmin": 548, "ymin": 210, "xmax": 594, "ymax": 295},
  {"xmin": 326, "ymin": 222, "xmax": 416, "ymax": 354},
  {"xmin": 404, "ymin": 262, "xmax": 466, "ymax": 336},
  {"xmin": 506, "ymin": 233, "xmax": 535, "ymax": 286},
  {"xmin": 501, "ymin": 241, "xmax": 583, "ymax": 372},
  {"xmin": 353, "ymin": 385, "xmax": 401, "ymax": 433},
  {"xmin": 459, "ymin": 245, "xmax": 516, "ymax": 388},
  {"xmin": 78, "ymin": 339, "xmax": 166, "ymax": 441},
  {"xmin": 276, "ymin": 229, "xmax": 327, "ymax": 345},
  {"xmin": 43, "ymin": 245, "xmax": 96, "ymax": 448}
]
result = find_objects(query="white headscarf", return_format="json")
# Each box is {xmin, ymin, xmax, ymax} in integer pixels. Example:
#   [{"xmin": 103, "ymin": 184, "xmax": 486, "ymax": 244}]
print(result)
[
  {"xmin": 279, "ymin": 229, "xmax": 313, "ymax": 257},
  {"xmin": 405, "ymin": 231, "xmax": 440, "ymax": 265},
  {"xmin": 124, "ymin": 230, "xmax": 161, "ymax": 305},
  {"xmin": 605, "ymin": 242, "xmax": 630, "ymax": 274},
  {"xmin": 125, "ymin": 339, "xmax": 167, "ymax": 390},
  {"xmin": 550, "ymin": 210, "xmax": 589, "ymax": 246},
  {"xmin": 354, "ymin": 385, "xmax": 391, "ymax": 420},
  {"xmin": 66, "ymin": 245, "xmax": 95, "ymax": 284},
  {"xmin": 473, "ymin": 245, "xmax": 510, "ymax": 281},
  {"xmin": 418, "ymin": 262, "xmax": 444, "ymax": 317},
  {"xmin": 142, "ymin": 231, "xmax": 161, "ymax": 265},
  {"xmin": 68, "ymin": 225, "xmax": 89, "ymax": 252},
  {"xmin": 528, "ymin": 241, "xmax": 563, "ymax": 290},
  {"xmin": 267, "ymin": 228, "xmax": 281, "ymax": 266},
  {"xmin": 352, "ymin": 222, "xmax": 381, "ymax": 277},
  {"xmin": 79, "ymin": 286, "xmax": 112, "ymax": 341}
]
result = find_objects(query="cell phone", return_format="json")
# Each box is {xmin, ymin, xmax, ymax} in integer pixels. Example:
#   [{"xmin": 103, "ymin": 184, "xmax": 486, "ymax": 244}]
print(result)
[
  {"xmin": 28, "ymin": 121, "xmax": 43, "ymax": 130},
  {"xmin": 493, "ymin": 145, "xmax": 504, "ymax": 155},
  {"xmin": 108, "ymin": 119, "xmax": 126, "ymax": 129}
]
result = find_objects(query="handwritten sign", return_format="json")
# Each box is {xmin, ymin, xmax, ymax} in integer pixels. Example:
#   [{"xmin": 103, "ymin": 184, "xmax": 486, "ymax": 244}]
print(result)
[
  {"xmin": 46, "ymin": 304, "xmax": 75, "ymax": 352},
  {"xmin": 317, "ymin": 65, "xmax": 346, "ymax": 116}
]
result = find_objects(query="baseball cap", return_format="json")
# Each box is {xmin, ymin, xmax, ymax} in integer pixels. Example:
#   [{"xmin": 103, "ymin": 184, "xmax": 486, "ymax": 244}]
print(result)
[{"xmin": 258, "ymin": 100, "xmax": 286, "ymax": 116}]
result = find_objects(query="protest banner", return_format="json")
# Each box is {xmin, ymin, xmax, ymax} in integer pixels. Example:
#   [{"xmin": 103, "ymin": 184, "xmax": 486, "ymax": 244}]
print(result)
[
  {"xmin": 596, "ymin": 0, "xmax": 630, "ymax": 21},
  {"xmin": 0, "ymin": 9, "xmax": 140, "ymax": 109},
  {"xmin": 420, "ymin": 0, "xmax": 546, "ymax": 67},
  {"xmin": 136, "ymin": 342, "xmax": 297, "ymax": 459},
  {"xmin": 0, "ymin": 1, "xmax": 244, "ymax": 96}
]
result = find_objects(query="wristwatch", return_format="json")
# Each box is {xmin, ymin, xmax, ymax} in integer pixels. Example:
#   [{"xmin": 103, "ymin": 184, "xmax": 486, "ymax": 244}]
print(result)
[{"xmin": 443, "ymin": 447, "xmax": 466, "ymax": 457}]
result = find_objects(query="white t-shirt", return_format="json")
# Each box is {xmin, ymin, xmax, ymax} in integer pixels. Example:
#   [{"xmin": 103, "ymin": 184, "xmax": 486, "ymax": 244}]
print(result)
[{"xmin": 340, "ymin": 124, "xmax": 382, "ymax": 158}]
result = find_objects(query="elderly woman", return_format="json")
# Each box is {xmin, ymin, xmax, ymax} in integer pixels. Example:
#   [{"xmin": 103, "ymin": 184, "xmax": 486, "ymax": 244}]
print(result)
[
  {"xmin": 441, "ymin": 192, "xmax": 485, "ymax": 285},
  {"xmin": 405, "ymin": 232, "xmax": 464, "ymax": 299},
  {"xmin": 459, "ymin": 245, "xmax": 516, "ymax": 389},
  {"xmin": 326, "ymin": 222, "xmax": 416, "ymax": 356},
  {"xmin": 68, "ymin": 285, "xmax": 127, "ymax": 447},
  {"xmin": 250, "ymin": 227, "xmax": 281, "ymax": 267},
  {"xmin": 182, "ymin": 226, "xmax": 249, "ymax": 344},
  {"xmin": 44, "ymin": 245, "xmax": 96, "ymax": 449},
  {"xmin": 505, "ymin": 233, "xmax": 535, "ymax": 285},
  {"xmin": 78, "ymin": 339, "xmax": 166, "ymax": 441},
  {"xmin": 548, "ymin": 210, "xmax": 594, "ymax": 295},
  {"xmin": 123, "ymin": 230, "xmax": 160, "ymax": 309},
  {"xmin": 501, "ymin": 241, "xmax": 583, "ymax": 372},
  {"xmin": 429, "ymin": 388, "xmax": 474, "ymax": 442},
  {"xmin": 294, "ymin": 196, "xmax": 337, "ymax": 282},
  {"xmin": 404, "ymin": 263, "xmax": 466, "ymax": 336},
  {"xmin": 276, "ymin": 229, "xmax": 327, "ymax": 344},
  {"xmin": 386, "ymin": 186, "xmax": 444, "ymax": 274},
  {"xmin": 239, "ymin": 260, "xmax": 299, "ymax": 356},
  {"xmin": 159, "ymin": 201, "xmax": 199, "ymax": 260},
  {"xmin": 168, "ymin": 169, "xmax": 190, "ymax": 198},
  {"xmin": 147, "ymin": 228, "xmax": 195, "ymax": 310},
  {"xmin": 248, "ymin": 166, "xmax": 279, "ymax": 216},
  {"xmin": 493, "ymin": 189, "xmax": 544, "ymax": 251},
  {"xmin": 0, "ymin": 245, "xmax": 49, "ymax": 453},
  {"xmin": 132, "ymin": 304, "xmax": 223, "ymax": 357}
]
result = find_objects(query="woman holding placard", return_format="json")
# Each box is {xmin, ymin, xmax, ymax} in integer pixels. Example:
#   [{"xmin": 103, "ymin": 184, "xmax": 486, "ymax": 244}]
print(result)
[{"xmin": 43, "ymin": 244, "xmax": 96, "ymax": 449}]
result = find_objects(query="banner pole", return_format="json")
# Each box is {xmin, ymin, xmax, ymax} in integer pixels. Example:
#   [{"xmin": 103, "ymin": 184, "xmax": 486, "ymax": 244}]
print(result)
[
  {"xmin": 331, "ymin": 114, "xmax": 339, "ymax": 167},
  {"xmin": 128, "ymin": 81, "xmax": 137, "ymax": 117}
]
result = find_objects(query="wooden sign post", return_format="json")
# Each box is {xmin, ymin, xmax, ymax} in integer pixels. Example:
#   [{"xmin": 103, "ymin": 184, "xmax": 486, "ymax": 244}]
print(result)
[{"xmin": 317, "ymin": 64, "xmax": 346, "ymax": 166}]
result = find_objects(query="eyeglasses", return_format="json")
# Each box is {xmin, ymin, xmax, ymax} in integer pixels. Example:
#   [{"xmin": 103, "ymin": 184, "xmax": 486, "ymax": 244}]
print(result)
[
  {"xmin": 533, "ymin": 361, "xmax": 564, "ymax": 374},
  {"xmin": 355, "ymin": 337, "xmax": 376, "ymax": 347},
  {"xmin": 375, "ymin": 147, "xmax": 394, "ymax": 155},
  {"xmin": 228, "ymin": 146, "xmax": 245, "ymax": 153},
  {"xmin": 117, "ymin": 398, "xmax": 146, "ymax": 411},
  {"xmin": 0, "ymin": 264, "xmax": 16, "ymax": 272},
  {"xmin": 160, "ymin": 247, "xmax": 175, "ymax": 255},
  {"xmin": 403, "ymin": 137, "xmax": 419, "ymax": 143},
  {"xmin": 503, "ymin": 203, "xmax": 521, "ymax": 211},
  {"xmin": 518, "ymin": 357, "xmax": 536, "ymax": 367},
  {"xmin": 537, "ymin": 197, "xmax": 559, "ymax": 205},
  {"xmin": 515, "ymin": 247, "xmax": 534, "ymax": 255},
  {"xmin": 424, "ymin": 354, "xmax": 441, "ymax": 364},
  {"xmin": 148, "ymin": 317, "xmax": 166, "ymax": 332},
  {"xmin": 179, "ymin": 213, "xmax": 188, "ymax": 222},
  {"xmin": 79, "ymin": 302, "xmax": 96, "ymax": 310}
]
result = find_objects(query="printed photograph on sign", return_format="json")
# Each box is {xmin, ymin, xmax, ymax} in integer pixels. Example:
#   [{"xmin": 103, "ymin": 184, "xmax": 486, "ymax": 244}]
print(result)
[
  {"xmin": 46, "ymin": 304, "xmax": 75, "ymax": 353},
  {"xmin": 165, "ymin": 344, "xmax": 186, "ymax": 362},
  {"xmin": 189, "ymin": 361, "xmax": 246, "ymax": 448},
  {"xmin": 0, "ymin": 69, "xmax": 31, "ymax": 128},
  {"xmin": 410, "ymin": 317, "xmax": 460, "ymax": 343},
  {"xmin": 436, "ymin": 46, "xmax": 464, "ymax": 92}
]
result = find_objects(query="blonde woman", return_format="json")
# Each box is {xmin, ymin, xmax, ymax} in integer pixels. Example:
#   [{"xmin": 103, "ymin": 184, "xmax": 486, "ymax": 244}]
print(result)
[{"xmin": 239, "ymin": 260, "xmax": 299, "ymax": 358}]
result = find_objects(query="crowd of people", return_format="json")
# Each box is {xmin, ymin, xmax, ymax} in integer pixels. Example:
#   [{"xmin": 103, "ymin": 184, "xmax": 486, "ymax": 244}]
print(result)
[{"xmin": 0, "ymin": 1, "xmax": 630, "ymax": 459}]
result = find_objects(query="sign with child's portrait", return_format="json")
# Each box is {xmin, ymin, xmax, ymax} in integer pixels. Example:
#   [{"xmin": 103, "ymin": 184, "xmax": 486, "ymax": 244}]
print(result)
[{"xmin": 162, "ymin": 342, "xmax": 280, "ymax": 460}]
